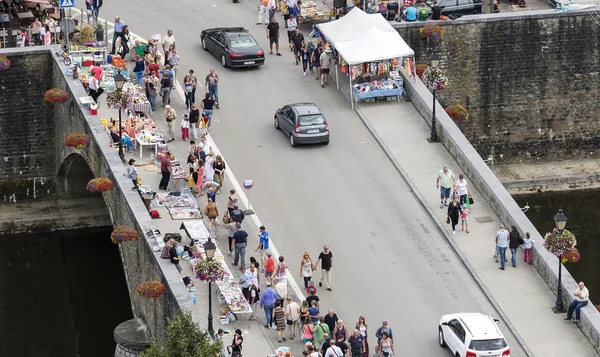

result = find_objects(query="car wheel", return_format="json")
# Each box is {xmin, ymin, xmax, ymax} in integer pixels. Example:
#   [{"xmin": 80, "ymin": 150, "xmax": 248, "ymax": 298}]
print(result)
[
  {"xmin": 438, "ymin": 327, "xmax": 447, "ymax": 348},
  {"xmin": 323, "ymin": 139, "xmax": 329, "ymax": 145},
  {"xmin": 274, "ymin": 116, "xmax": 280, "ymax": 130},
  {"xmin": 202, "ymin": 38, "xmax": 208, "ymax": 51},
  {"xmin": 289, "ymin": 134, "xmax": 297, "ymax": 147},
  {"xmin": 221, "ymin": 54, "xmax": 228, "ymax": 68}
]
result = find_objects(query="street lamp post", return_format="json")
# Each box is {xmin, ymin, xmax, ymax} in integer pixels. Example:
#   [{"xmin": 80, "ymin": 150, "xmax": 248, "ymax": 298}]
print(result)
[
  {"xmin": 203, "ymin": 238, "xmax": 217, "ymax": 338},
  {"xmin": 554, "ymin": 208, "xmax": 568, "ymax": 312},
  {"xmin": 114, "ymin": 71, "xmax": 126, "ymax": 163},
  {"xmin": 429, "ymin": 54, "xmax": 441, "ymax": 142}
]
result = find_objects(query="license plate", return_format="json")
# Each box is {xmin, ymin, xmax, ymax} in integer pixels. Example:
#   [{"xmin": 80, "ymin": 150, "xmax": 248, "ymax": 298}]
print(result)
[
  {"xmin": 244, "ymin": 61, "xmax": 255, "ymax": 65},
  {"xmin": 307, "ymin": 129, "xmax": 319, "ymax": 134}
]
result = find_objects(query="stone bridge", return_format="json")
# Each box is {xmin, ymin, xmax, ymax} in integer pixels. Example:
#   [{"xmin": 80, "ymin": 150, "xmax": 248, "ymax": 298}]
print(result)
[{"xmin": 0, "ymin": 46, "xmax": 196, "ymax": 352}]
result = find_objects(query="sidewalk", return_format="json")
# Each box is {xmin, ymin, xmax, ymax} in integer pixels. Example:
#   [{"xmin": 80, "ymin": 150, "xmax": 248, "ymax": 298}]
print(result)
[
  {"xmin": 354, "ymin": 100, "xmax": 597, "ymax": 356},
  {"xmin": 97, "ymin": 86, "xmax": 305, "ymax": 357}
]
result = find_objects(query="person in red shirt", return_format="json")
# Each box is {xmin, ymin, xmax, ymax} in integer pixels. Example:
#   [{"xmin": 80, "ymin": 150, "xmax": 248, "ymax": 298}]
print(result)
[
  {"xmin": 265, "ymin": 252, "xmax": 275, "ymax": 283},
  {"xmin": 147, "ymin": 61, "xmax": 160, "ymax": 77},
  {"xmin": 158, "ymin": 151, "xmax": 172, "ymax": 190}
]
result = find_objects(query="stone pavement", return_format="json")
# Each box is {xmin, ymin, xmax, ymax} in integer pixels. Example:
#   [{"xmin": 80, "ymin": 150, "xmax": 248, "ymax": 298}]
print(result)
[{"xmin": 354, "ymin": 100, "xmax": 598, "ymax": 356}]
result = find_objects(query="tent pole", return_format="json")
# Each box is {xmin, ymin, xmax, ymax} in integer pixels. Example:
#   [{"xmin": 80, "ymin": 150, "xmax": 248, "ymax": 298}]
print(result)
[
  {"xmin": 336, "ymin": 63, "xmax": 339, "ymax": 90},
  {"xmin": 350, "ymin": 74, "xmax": 354, "ymax": 110}
]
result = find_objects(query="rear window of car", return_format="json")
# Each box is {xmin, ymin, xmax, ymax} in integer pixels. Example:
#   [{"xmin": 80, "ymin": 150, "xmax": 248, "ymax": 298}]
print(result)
[
  {"xmin": 469, "ymin": 338, "xmax": 507, "ymax": 351},
  {"xmin": 228, "ymin": 34, "xmax": 257, "ymax": 48},
  {"xmin": 299, "ymin": 114, "xmax": 325, "ymax": 126}
]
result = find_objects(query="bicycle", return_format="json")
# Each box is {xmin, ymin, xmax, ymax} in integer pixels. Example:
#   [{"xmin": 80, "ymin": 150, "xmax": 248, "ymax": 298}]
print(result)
[{"xmin": 54, "ymin": 44, "xmax": 72, "ymax": 66}]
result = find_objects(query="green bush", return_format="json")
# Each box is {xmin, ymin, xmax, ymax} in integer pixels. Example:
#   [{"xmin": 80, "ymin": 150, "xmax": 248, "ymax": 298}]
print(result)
[
  {"xmin": 79, "ymin": 24, "xmax": 95, "ymax": 44},
  {"xmin": 141, "ymin": 310, "xmax": 222, "ymax": 357}
]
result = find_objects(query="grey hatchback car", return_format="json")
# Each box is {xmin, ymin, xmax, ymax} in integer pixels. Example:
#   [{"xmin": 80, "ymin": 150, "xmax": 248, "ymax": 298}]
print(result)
[{"xmin": 274, "ymin": 103, "xmax": 330, "ymax": 147}]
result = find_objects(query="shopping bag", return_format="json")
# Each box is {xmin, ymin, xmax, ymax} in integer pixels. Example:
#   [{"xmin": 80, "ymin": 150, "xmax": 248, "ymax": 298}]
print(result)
[
  {"xmin": 468, "ymin": 196, "xmax": 474, "ymax": 205},
  {"xmin": 222, "ymin": 211, "xmax": 230, "ymax": 224},
  {"xmin": 188, "ymin": 173, "xmax": 195, "ymax": 189}
]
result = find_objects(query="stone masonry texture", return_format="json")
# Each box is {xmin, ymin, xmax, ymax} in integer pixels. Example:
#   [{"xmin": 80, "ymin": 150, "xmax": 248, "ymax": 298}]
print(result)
[
  {"xmin": 0, "ymin": 46, "xmax": 181, "ymax": 342},
  {"xmin": 395, "ymin": 11, "xmax": 600, "ymax": 164},
  {"xmin": 0, "ymin": 52, "xmax": 55, "ymax": 200}
]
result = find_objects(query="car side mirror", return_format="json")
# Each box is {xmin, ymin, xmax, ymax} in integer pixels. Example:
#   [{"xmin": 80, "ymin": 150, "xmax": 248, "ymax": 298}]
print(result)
[
  {"xmin": 441, "ymin": 322, "xmax": 448, "ymax": 326},
  {"xmin": 493, "ymin": 319, "xmax": 500, "ymax": 324}
]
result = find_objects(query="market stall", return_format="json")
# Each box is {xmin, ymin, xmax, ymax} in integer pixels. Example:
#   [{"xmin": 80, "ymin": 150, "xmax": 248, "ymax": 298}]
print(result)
[
  {"xmin": 298, "ymin": 1, "xmax": 332, "ymax": 23},
  {"xmin": 181, "ymin": 221, "xmax": 252, "ymax": 317},
  {"xmin": 316, "ymin": 7, "xmax": 414, "ymax": 108}
]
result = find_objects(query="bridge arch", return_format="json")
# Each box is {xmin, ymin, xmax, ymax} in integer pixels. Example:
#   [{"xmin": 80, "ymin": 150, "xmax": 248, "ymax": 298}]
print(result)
[{"xmin": 55, "ymin": 153, "xmax": 96, "ymax": 198}]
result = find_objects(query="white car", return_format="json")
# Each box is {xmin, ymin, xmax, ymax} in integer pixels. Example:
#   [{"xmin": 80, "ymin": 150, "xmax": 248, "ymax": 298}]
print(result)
[{"xmin": 438, "ymin": 313, "xmax": 511, "ymax": 357}]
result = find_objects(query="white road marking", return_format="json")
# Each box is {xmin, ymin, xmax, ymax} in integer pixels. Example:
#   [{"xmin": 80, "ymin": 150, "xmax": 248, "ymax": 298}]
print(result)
[{"xmin": 71, "ymin": 9, "xmax": 307, "ymax": 302}]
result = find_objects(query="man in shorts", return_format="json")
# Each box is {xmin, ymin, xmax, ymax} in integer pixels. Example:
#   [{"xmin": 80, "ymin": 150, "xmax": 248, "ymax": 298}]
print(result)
[
  {"xmin": 320, "ymin": 47, "xmax": 333, "ymax": 87},
  {"xmin": 290, "ymin": 27, "xmax": 305, "ymax": 65},
  {"xmin": 436, "ymin": 165, "xmax": 456, "ymax": 209},
  {"xmin": 266, "ymin": 17, "xmax": 281, "ymax": 56},
  {"xmin": 255, "ymin": 225, "xmax": 270, "ymax": 272}
]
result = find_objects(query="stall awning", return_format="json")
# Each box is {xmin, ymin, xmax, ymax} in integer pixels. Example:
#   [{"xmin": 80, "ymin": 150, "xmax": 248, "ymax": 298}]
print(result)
[{"xmin": 317, "ymin": 8, "xmax": 414, "ymax": 65}]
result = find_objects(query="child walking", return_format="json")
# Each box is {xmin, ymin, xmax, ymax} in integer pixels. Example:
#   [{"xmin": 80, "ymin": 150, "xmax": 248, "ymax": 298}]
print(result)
[
  {"xmin": 523, "ymin": 232, "xmax": 534, "ymax": 265},
  {"xmin": 461, "ymin": 203, "xmax": 470, "ymax": 233},
  {"xmin": 181, "ymin": 114, "xmax": 189, "ymax": 141}
]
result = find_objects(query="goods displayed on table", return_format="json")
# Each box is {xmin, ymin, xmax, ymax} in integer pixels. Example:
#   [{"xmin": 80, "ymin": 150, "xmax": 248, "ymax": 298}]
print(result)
[
  {"xmin": 154, "ymin": 189, "xmax": 202, "ymax": 220},
  {"xmin": 352, "ymin": 77, "xmax": 403, "ymax": 101},
  {"xmin": 183, "ymin": 221, "xmax": 252, "ymax": 315},
  {"xmin": 299, "ymin": 1, "xmax": 331, "ymax": 23}
]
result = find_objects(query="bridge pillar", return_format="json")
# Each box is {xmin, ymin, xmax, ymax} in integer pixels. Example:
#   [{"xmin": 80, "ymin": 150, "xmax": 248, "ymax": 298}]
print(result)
[{"xmin": 113, "ymin": 319, "xmax": 151, "ymax": 357}]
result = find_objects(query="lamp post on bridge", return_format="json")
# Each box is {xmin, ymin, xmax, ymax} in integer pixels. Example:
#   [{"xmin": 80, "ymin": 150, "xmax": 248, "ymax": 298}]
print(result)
[
  {"xmin": 114, "ymin": 71, "xmax": 126, "ymax": 163},
  {"xmin": 203, "ymin": 238, "xmax": 217, "ymax": 338},
  {"xmin": 553, "ymin": 208, "xmax": 568, "ymax": 312},
  {"xmin": 429, "ymin": 54, "xmax": 441, "ymax": 143}
]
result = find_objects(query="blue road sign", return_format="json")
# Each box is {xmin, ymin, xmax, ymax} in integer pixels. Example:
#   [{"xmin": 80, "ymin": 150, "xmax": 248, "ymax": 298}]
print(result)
[{"xmin": 59, "ymin": 0, "xmax": 74, "ymax": 8}]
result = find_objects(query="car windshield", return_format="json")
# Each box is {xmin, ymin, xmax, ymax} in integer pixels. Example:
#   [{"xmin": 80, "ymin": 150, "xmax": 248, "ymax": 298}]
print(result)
[
  {"xmin": 469, "ymin": 338, "xmax": 507, "ymax": 351},
  {"xmin": 299, "ymin": 114, "xmax": 325, "ymax": 126},
  {"xmin": 228, "ymin": 34, "xmax": 257, "ymax": 48}
]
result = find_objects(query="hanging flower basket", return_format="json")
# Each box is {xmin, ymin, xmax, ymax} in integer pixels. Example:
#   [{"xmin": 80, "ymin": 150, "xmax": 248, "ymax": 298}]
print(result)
[
  {"xmin": 420, "ymin": 25, "xmax": 445, "ymax": 39},
  {"xmin": 445, "ymin": 105, "xmax": 470, "ymax": 122},
  {"xmin": 65, "ymin": 133, "xmax": 91, "ymax": 149},
  {"xmin": 0, "ymin": 56, "xmax": 10, "ymax": 71},
  {"xmin": 136, "ymin": 281, "xmax": 167, "ymax": 299},
  {"xmin": 561, "ymin": 247, "xmax": 580, "ymax": 264},
  {"xmin": 195, "ymin": 259, "xmax": 228, "ymax": 282},
  {"xmin": 105, "ymin": 90, "xmax": 133, "ymax": 111},
  {"xmin": 544, "ymin": 229, "xmax": 577, "ymax": 257},
  {"xmin": 111, "ymin": 226, "xmax": 140, "ymax": 244},
  {"xmin": 44, "ymin": 88, "xmax": 69, "ymax": 104},
  {"xmin": 86, "ymin": 177, "xmax": 114, "ymax": 193},
  {"xmin": 421, "ymin": 67, "xmax": 448, "ymax": 91},
  {"xmin": 416, "ymin": 64, "xmax": 429, "ymax": 79}
]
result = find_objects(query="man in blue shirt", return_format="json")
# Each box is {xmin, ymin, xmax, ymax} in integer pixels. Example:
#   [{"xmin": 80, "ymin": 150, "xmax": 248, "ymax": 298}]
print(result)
[
  {"xmin": 405, "ymin": 5, "xmax": 417, "ymax": 21},
  {"xmin": 260, "ymin": 282, "xmax": 278, "ymax": 328},
  {"xmin": 232, "ymin": 223, "xmax": 248, "ymax": 268},
  {"xmin": 159, "ymin": 65, "xmax": 175, "ymax": 80},
  {"xmin": 112, "ymin": 16, "xmax": 126, "ymax": 55},
  {"xmin": 239, "ymin": 266, "xmax": 252, "ymax": 301},
  {"xmin": 256, "ymin": 225, "xmax": 270, "ymax": 272},
  {"xmin": 308, "ymin": 300, "xmax": 320, "ymax": 325}
]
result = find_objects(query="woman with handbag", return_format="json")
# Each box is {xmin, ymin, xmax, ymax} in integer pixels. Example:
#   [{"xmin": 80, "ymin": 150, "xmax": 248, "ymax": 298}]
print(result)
[
  {"xmin": 195, "ymin": 160, "xmax": 205, "ymax": 197},
  {"xmin": 299, "ymin": 251, "xmax": 314, "ymax": 289},
  {"xmin": 273, "ymin": 300, "xmax": 287, "ymax": 342},
  {"xmin": 285, "ymin": 297, "xmax": 300, "ymax": 340},
  {"xmin": 356, "ymin": 316, "xmax": 369, "ymax": 357},
  {"xmin": 230, "ymin": 329, "xmax": 243, "ymax": 357},
  {"xmin": 447, "ymin": 195, "xmax": 462, "ymax": 235},
  {"xmin": 302, "ymin": 317, "xmax": 315, "ymax": 344},
  {"xmin": 379, "ymin": 332, "xmax": 394, "ymax": 357}
]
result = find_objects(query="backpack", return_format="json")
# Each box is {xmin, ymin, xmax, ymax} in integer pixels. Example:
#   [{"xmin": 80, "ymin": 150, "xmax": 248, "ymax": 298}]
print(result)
[{"xmin": 161, "ymin": 240, "xmax": 176, "ymax": 259}]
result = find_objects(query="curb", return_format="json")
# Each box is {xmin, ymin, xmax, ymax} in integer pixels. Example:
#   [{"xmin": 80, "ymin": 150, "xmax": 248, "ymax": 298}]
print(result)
[{"xmin": 340, "ymin": 88, "xmax": 534, "ymax": 356}]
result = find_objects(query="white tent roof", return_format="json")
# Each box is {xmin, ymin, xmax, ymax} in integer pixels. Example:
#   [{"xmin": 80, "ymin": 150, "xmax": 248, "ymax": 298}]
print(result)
[{"xmin": 317, "ymin": 8, "xmax": 414, "ymax": 65}]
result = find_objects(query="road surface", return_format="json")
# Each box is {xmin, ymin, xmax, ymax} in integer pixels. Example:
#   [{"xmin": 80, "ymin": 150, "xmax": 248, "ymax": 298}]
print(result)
[{"xmin": 96, "ymin": 1, "xmax": 526, "ymax": 354}]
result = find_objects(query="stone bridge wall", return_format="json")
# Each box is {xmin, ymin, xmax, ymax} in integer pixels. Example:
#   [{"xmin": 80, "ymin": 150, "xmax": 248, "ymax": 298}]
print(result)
[
  {"xmin": 394, "ymin": 9, "xmax": 600, "ymax": 164},
  {"xmin": 0, "ymin": 47, "xmax": 197, "ymax": 342}
]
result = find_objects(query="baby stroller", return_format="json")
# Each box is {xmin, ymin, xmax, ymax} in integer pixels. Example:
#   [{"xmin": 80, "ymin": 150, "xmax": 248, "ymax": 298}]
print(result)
[{"xmin": 387, "ymin": 1, "xmax": 399, "ymax": 20}]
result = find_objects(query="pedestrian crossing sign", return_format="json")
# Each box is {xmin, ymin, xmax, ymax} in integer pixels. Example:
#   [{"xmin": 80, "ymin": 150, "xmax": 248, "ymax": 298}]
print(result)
[{"xmin": 59, "ymin": 0, "xmax": 74, "ymax": 8}]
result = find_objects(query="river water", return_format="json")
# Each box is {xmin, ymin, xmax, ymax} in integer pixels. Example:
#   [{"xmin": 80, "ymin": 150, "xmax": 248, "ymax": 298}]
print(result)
[
  {"xmin": 0, "ymin": 227, "xmax": 133, "ymax": 357},
  {"xmin": 515, "ymin": 190, "xmax": 600, "ymax": 305}
]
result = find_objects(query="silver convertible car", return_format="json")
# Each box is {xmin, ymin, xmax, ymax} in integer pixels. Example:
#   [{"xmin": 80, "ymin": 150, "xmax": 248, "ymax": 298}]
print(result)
[{"xmin": 274, "ymin": 103, "xmax": 330, "ymax": 147}]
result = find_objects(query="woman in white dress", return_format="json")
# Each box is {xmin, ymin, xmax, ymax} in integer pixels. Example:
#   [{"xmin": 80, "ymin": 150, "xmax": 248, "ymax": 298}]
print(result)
[{"xmin": 204, "ymin": 151, "xmax": 215, "ymax": 182}]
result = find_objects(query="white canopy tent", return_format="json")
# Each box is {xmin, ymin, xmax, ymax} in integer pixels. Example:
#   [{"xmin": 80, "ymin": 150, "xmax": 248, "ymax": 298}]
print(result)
[{"xmin": 316, "ymin": 8, "xmax": 414, "ymax": 108}]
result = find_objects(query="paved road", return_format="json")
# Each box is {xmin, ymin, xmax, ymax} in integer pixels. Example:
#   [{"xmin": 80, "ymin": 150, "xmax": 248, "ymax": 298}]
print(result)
[{"xmin": 97, "ymin": 1, "xmax": 526, "ymax": 355}]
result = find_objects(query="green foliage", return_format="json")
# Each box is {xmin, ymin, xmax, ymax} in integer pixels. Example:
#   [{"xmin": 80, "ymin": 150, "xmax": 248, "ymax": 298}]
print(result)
[
  {"xmin": 79, "ymin": 24, "xmax": 95, "ymax": 44},
  {"xmin": 141, "ymin": 310, "xmax": 222, "ymax": 357}
]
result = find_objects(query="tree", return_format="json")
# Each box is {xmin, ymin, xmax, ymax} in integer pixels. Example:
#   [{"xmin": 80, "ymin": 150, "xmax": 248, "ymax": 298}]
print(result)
[{"xmin": 141, "ymin": 310, "xmax": 222, "ymax": 357}]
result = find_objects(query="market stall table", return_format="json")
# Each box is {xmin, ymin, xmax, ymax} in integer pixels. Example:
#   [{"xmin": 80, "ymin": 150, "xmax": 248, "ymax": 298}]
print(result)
[
  {"xmin": 182, "ymin": 221, "xmax": 252, "ymax": 317},
  {"xmin": 16, "ymin": 11, "xmax": 34, "ymax": 19},
  {"xmin": 135, "ymin": 131, "xmax": 161, "ymax": 159},
  {"xmin": 352, "ymin": 76, "xmax": 403, "ymax": 102},
  {"xmin": 299, "ymin": 1, "xmax": 332, "ymax": 23}
]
